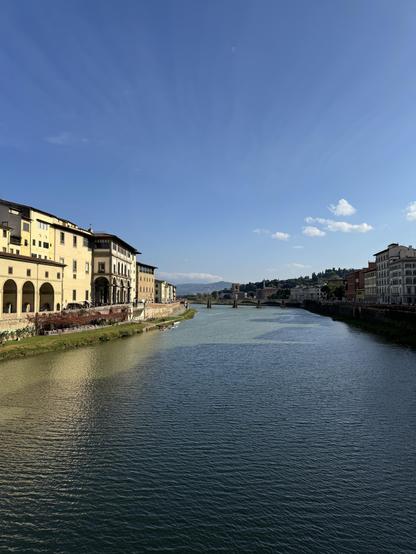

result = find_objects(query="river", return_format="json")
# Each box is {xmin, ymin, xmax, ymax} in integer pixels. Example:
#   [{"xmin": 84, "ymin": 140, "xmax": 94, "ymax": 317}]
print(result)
[{"xmin": 1, "ymin": 306, "xmax": 415, "ymax": 552}]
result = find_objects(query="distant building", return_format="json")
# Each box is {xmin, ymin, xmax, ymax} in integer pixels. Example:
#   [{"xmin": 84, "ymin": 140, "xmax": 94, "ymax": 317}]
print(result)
[
  {"xmin": 155, "ymin": 280, "xmax": 176, "ymax": 303},
  {"xmin": 374, "ymin": 243, "xmax": 416, "ymax": 303},
  {"xmin": 363, "ymin": 262, "xmax": 377, "ymax": 303},
  {"xmin": 389, "ymin": 257, "xmax": 416, "ymax": 305},
  {"xmin": 136, "ymin": 262, "xmax": 157, "ymax": 303},
  {"xmin": 346, "ymin": 269, "xmax": 366, "ymax": 302},
  {"xmin": 290, "ymin": 285, "xmax": 322, "ymax": 303},
  {"xmin": 256, "ymin": 280, "xmax": 278, "ymax": 300}
]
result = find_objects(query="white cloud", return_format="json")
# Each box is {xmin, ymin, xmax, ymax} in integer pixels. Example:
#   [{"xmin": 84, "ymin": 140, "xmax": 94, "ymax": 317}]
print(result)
[
  {"xmin": 271, "ymin": 231, "xmax": 290, "ymax": 241},
  {"xmin": 253, "ymin": 228, "xmax": 270, "ymax": 235},
  {"xmin": 405, "ymin": 201, "xmax": 416, "ymax": 221},
  {"xmin": 287, "ymin": 262, "xmax": 310, "ymax": 268},
  {"xmin": 293, "ymin": 245, "xmax": 304, "ymax": 249},
  {"xmin": 329, "ymin": 198, "xmax": 356, "ymax": 216},
  {"xmin": 45, "ymin": 131, "xmax": 89, "ymax": 145},
  {"xmin": 158, "ymin": 272, "xmax": 224, "ymax": 283},
  {"xmin": 303, "ymin": 226, "xmax": 326, "ymax": 237},
  {"xmin": 306, "ymin": 217, "xmax": 372, "ymax": 233}
]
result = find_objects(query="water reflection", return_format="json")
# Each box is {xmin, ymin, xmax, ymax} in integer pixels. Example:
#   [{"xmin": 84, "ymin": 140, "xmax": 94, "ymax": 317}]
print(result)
[{"xmin": 1, "ymin": 307, "xmax": 416, "ymax": 553}]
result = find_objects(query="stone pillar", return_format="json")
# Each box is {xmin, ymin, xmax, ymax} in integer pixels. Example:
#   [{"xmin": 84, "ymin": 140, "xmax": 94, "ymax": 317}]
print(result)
[
  {"xmin": 34, "ymin": 284, "xmax": 40, "ymax": 313},
  {"xmin": 16, "ymin": 284, "xmax": 22, "ymax": 317}
]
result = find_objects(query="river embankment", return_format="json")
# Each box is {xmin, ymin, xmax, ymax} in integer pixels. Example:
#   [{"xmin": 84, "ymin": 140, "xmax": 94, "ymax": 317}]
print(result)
[
  {"xmin": 304, "ymin": 301, "xmax": 416, "ymax": 347},
  {"xmin": 0, "ymin": 309, "xmax": 196, "ymax": 362}
]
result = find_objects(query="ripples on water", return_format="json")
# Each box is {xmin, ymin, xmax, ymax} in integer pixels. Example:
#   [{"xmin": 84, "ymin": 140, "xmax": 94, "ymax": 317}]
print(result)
[{"xmin": 0, "ymin": 306, "xmax": 415, "ymax": 552}]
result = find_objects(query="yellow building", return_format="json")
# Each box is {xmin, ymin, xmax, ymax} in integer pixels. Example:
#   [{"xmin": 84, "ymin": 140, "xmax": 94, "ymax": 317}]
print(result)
[
  {"xmin": 0, "ymin": 251, "xmax": 64, "ymax": 316},
  {"xmin": 0, "ymin": 198, "xmax": 93, "ymax": 314},
  {"xmin": 136, "ymin": 262, "xmax": 157, "ymax": 303},
  {"xmin": 92, "ymin": 233, "xmax": 138, "ymax": 305}
]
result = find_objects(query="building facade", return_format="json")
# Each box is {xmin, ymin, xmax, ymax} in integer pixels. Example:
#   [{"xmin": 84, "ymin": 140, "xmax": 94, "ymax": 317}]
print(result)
[
  {"xmin": 375, "ymin": 243, "xmax": 416, "ymax": 303},
  {"xmin": 0, "ymin": 252, "xmax": 64, "ymax": 317},
  {"xmin": 155, "ymin": 280, "xmax": 176, "ymax": 303},
  {"xmin": 136, "ymin": 262, "xmax": 157, "ymax": 303},
  {"xmin": 92, "ymin": 233, "xmax": 138, "ymax": 305},
  {"xmin": 345, "ymin": 269, "xmax": 366, "ymax": 302},
  {"xmin": 363, "ymin": 263, "xmax": 377, "ymax": 303},
  {"xmin": 389, "ymin": 257, "xmax": 416, "ymax": 305},
  {"xmin": 290, "ymin": 285, "xmax": 322, "ymax": 303},
  {"xmin": 0, "ymin": 198, "xmax": 93, "ymax": 312}
]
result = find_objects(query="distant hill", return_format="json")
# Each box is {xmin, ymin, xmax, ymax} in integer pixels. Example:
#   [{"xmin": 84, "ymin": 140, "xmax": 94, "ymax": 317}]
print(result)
[{"xmin": 176, "ymin": 281, "xmax": 232, "ymax": 296}]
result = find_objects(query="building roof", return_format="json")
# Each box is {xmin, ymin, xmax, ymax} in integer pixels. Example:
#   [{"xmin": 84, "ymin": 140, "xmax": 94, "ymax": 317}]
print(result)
[
  {"xmin": 0, "ymin": 197, "xmax": 86, "ymax": 229},
  {"xmin": 0, "ymin": 251, "xmax": 65, "ymax": 267},
  {"xmin": 52, "ymin": 222, "xmax": 92, "ymax": 238},
  {"xmin": 93, "ymin": 233, "xmax": 140, "ymax": 254},
  {"xmin": 137, "ymin": 261, "xmax": 158, "ymax": 270},
  {"xmin": 373, "ymin": 243, "xmax": 400, "ymax": 256}
]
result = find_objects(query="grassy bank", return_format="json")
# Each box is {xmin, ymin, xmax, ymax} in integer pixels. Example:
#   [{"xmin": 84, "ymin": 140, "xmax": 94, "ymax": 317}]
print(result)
[{"xmin": 0, "ymin": 309, "xmax": 196, "ymax": 362}]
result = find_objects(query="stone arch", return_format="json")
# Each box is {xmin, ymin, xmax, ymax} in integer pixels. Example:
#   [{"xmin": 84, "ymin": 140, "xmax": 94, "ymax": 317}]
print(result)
[
  {"xmin": 22, "ymin": 281, "xmax": 35, "ymax": 312},
  {"xmin": 3, "ymin": 279, "xmax": 17, "ymax": 313},
  {"xmin": 94, "ymin": 277, "xmax": 110, "ymax": 305},
  {"xmin": 39, "ymin": 283, "xmax": 54, "ymax": 312}
]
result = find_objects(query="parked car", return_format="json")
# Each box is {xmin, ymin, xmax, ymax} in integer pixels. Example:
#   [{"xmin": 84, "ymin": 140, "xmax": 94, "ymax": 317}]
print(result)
[{"xmin": 64, "ymin": 302, "xmax": 85, "ymax": 311}]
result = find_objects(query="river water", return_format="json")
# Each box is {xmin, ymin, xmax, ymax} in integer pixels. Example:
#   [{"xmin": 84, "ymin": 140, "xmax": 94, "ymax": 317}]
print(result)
[{"xmin": 0, "ymin": 306, "xmax": 415, "ymax": 553}]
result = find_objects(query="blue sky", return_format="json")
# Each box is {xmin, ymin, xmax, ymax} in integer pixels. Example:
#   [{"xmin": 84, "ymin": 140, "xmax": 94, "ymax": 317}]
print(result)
[{"xmin": 1, "ymin": 0, "xmax": 416, "ymax": 283}]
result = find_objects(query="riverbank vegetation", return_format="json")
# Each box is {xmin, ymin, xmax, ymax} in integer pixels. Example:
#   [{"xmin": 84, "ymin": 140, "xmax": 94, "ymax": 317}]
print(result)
[{"xmin": 0, "ymin": 309, "xmax": 196, "ymax": 362}]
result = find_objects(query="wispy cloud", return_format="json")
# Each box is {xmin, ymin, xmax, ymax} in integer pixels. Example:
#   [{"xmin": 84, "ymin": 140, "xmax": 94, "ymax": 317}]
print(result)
[
  {"xmin": 303, "ymin": 226, "xmax": 326, "ymax": 237},
  {"xmin": 405, "ymin": 201, "xmax": 416, "ymax": 221},
  {"xmin": 306, "ymin": 217, "xmax": 372, "ymax": 233},
  {"xmin": 328, "ymin": 198, "xmax": 356, "ymax": 216},
  {"xmin": 158, "ymin": 272, "xmax": 224, "ymax": 283},
  {"xmin": 287, "ymin": 262, "xmax": 310, "ymax": 268},
  {"xmin": 45, "ymin": 131, "xmax": 89, "ymax": 146},
  {"xmin": 271, "ymin": 231, "xmax": 290, "ymax": 241},
  {"xmin": 253, "ymin": 228, "xmax": 290, "ymax": 240},
  {"xmin": 293, "ymin": 245, "xmax": 304, "ymax": 249}
]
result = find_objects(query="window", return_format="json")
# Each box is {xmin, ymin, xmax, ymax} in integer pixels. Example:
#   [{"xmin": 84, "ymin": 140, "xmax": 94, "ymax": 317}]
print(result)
[
  {"xmin": 2, "ymin": 229, "xmax": 6, "ymax": 238},
  {"xmin": 8, "ymin": 266, "xmax": 13, "ymax": 274},
  {"xmin": 45, "ymin": 271, "xmax": 49, "ymax": 278},
  {"xmin": 43, "ymin": 242, "xmax": 49, "ymax": 249},
  {"xmin": 37, "ymin": 221, "xmax": 49, "ymax": 230},
  {"xmin": 16, "ymin": 250, "xmax": 19, "ymax": 255},
  {"xmin": 32, "ymin": 239, "xmax": 36, "ymax": 246},
  {"xmin": 85, "ymin": 290, "xmax": 89, "ymax": 301},
  {"xmin": 60, "ymin": 232, "xmax": 65, "ymax": 245},
  {"xmin": 23, "ymin": 222, "xmax": 30, "ymax": 232},
  {"xmin": 24, "ymin": 239, "xmax": 28, "ymax": 246},
  {"xmin": 73, "ymin": 235, "xmax": 77, "ymax": 247},
  {"xmin": 27, "ymin": 269, "xmax": 31, "ymax": 277},
  {"xmin": 73, "ymin": 260, "xmax": 77, "ymax": 272},
  {"xmin": 10, "ymin": 248, "xmax": 13, "ymax": 254},
  {"xmin": 72, "ymin": 290, "xmax": 76, "ymax": 301},
  {"xmin": 98, "ymin": 262, "xmax": 105, "ymax": 273},
  {"xmin": 38, "ymin": 241, "xmax": 42, "ymax": 247},
  {"xmin": 83, "ymin": 237, "xmax": 89, "ymax": 248},
  {"xmin": 85, "ymin": 261, "xmax": 90, "ymax": 273},
  {"xmin": 57, "ymin": 272, "xmax": 61, "ymax": 279},
  {"xmin": 59, "ymin": 257, "xmax": 64, "ymax": 265}
]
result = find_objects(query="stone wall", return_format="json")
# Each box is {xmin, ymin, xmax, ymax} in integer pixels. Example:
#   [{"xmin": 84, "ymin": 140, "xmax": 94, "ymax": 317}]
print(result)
[{"xmin": 142, "ymin": 302, "xmax": 185, "ymax": 321}]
